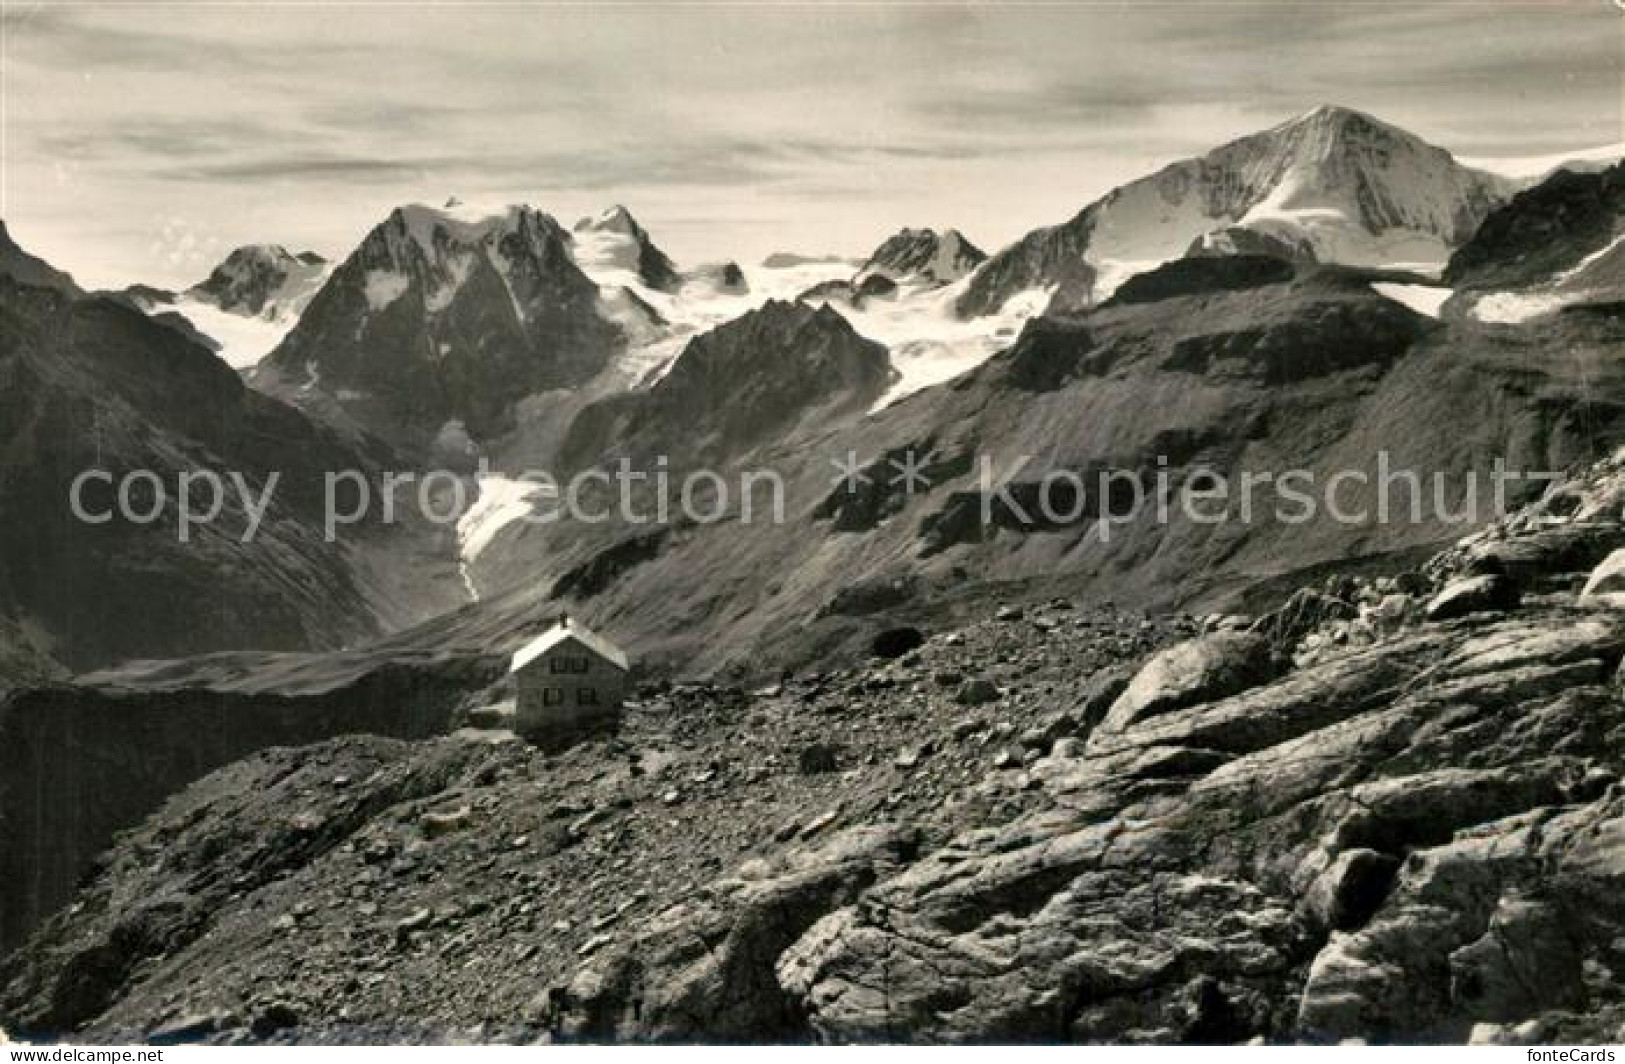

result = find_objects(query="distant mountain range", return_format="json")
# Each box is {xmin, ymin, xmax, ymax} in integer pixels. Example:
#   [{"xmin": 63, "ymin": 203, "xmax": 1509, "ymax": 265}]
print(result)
[
  {"xmin": 0, "ymin": 106, "xmax": 1623, "ymax": 977},
  {"xmin": 0, "ymin": 103, "xmax": 1619, "ymax": 678}
]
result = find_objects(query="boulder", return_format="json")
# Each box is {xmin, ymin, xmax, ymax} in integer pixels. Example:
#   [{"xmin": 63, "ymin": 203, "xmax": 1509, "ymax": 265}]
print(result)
[
  {"xmin": 1424, "ymin": 575, "xmax": 1521, "ymax": 621},
  {"xmin": 797, "ymin": 744, "xmax": 841, "ymax": 775},
  {"xmin": 1464, "ymin": 522, "xmax": 1625, "ymax": 588},
  {"xmin": 1250, "ymin": 588, "xmax": 1358, "ymax": 652},
  {"xmin": 870, "ymin": 627, "xmax": 925, "ymax": 660},
  {"xmin": 1302, "ymin": 849, "xmax": 1401, "ymax": 933},
  {"xmin": 955, "ymin": 678, "xmax": 1002, "ymax": 706},
  {"xmin": 1448, "ymin": 897, "xmax": 1585, "ymax": 1022},
  {"xmin": 1073, "ymin": 663, "xmax": 1135, "ymax": 727},
  {"xmin": 1580, "ymin": 547, "xmax": 1625, "ymax": 601},
  {"xmin": 421, "ymin": 805, "xmax": 473, "ymax": 838},
  {"xmin": 1096, "ymin": 632, "xmax": 1277, "ymax": 735}
]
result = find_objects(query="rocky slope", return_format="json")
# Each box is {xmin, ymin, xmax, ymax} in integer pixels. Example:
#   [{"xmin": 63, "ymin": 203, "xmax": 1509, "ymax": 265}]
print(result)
[
  {"xmin": 0, "ymin": 221, "xmax": 81, "ymax": 297},
  {"xmin": 0, "ymin": 646, "xmax": 502, "ymax": 956},
  {"xmin": 6, "ymin": 449, "xmax": 1625, "ymax": 1043},
  {"xmin": 1442, "ymin": 162, "xmax": 1625, "ymax": 327},
  {"xmin": 0, "ymin": 602, "xmax": 1188, "ymax": 1039},
  {"xmin": 0, "ymin": 272, "xmax": 397, "ymax": 672},
  {"xmin": 957, "ymin": 105, "xmax": 1511, "ymax": 316},
  {"xmin": 0, "ymin": 564, "xmax": 598, "ymax": 959}
]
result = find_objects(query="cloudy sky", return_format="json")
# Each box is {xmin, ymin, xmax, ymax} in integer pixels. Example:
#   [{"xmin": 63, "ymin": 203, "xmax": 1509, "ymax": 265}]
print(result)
[{"xmin": 3, "ymin": 1, "xmax": 1620, "ymax": 290}]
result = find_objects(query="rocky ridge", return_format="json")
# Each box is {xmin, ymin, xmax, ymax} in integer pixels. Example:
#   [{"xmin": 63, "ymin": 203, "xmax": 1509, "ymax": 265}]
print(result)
[{"xmin": 256, "ymin": 203, "xmax": 621, "ymax": 445}]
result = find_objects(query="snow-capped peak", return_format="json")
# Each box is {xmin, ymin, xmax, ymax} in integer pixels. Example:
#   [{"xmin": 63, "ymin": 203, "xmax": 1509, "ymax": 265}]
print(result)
[
  {"xmin": 188, "ymin": 244, "xmax": 330, "ymax": 318},
  {"xmin": 1209, "ymin": 103, "xmax": 1509, "ymax": 243},
  {"xmin": 156, "ymin": 242, "xmax": 333, "ymax": 368},
  {"xmin": 855, "ymin": 227, "xmax": 987, "ymax": 287},
  {"xmin": 569, "ymin": 205, "xmax": 680, "ymax": 292},
  {"xmin": 959, "ymin": 104, "xmax": 1513, "ymax": 316},
  {"xmin": 388, "ymin": 201, "xmax": 542, "ymax": 260},
  {"xmin": 575, "ymin": 204, "xmax": 643, "ymax": 237},
  {"xmin": 1281, "ymin": 102, "xmax": 1391, "ymax": 133}
]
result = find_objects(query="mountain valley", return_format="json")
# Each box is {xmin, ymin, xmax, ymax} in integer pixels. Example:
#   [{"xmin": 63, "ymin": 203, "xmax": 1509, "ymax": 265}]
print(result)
[{"xmin": 2, "ymin": 102, "xmax": 1624, "ymax": 1044}]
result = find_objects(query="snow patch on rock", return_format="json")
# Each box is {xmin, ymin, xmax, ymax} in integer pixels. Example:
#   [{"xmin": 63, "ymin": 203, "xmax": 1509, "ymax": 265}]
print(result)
[
  {"xmin": 458, "ymin": 475, "xmax": 556, "ymax": 563},
  {"xmin": 1372, "ymin": 282, "xmax": 1452, "ymax": 319},
  {"xmin": 364, "ymin": 270, "xmax": 410, "ymax": 311},
  {"xmin": 1470, "ymin": 289, "xmax": 1591, "ymax": 324}
]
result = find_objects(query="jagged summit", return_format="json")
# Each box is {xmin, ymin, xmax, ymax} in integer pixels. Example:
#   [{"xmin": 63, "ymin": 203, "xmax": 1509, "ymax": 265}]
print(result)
[
  {"xmin": 189, "ymin": 244, "xmax": 329, "ymax": 318},
  {"xmin": 384, "ymin": 201, "xmax": 563, "ymax": 260},
  {"xmin": 855, "ymin": 227, "xmax": 987, "ymax": 287},
  {"xmin": 575, "ymin": 204, "xmax": 642, "ymax": 236},
  {"xmin": 1264, "ymin": 104, "xmax": 1444, "ymax": 154},
  {"xmin": 258, "ymin": 200, "xmax": 617, "ymax": 441},
  {"xmin": 569, "ymin": 204, "xmax": 680, "ymax": 292}
]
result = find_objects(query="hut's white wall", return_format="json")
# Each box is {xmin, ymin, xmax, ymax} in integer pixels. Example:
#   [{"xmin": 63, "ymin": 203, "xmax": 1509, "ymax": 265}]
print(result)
[{"xmin": 513, "ymin": 638, "xmax": 626, "ymax": 742}]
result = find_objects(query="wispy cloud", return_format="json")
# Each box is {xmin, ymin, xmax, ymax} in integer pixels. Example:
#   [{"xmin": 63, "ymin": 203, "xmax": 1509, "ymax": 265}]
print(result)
[{"xmin": 3, "ymin": 2, "xmax": 1618, "ymax": 289}]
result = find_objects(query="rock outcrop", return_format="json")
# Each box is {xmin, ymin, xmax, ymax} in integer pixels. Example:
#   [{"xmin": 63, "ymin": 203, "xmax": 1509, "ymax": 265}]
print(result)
[
  {"xmin": 0, "ymin": 221, "xmax": 81, "ymax": 297},
  {"xmin": 558, "ymin": 300, "xmax": 892, "ymax": 471},
  {"xmin": 766, "ymin": 452, "xmax": 1625, "ymax": 1043}
]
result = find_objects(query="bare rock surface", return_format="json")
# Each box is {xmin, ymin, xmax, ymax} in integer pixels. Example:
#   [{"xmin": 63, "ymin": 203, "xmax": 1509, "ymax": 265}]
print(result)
[
  {"xmin": 2, "ymin": 605, "xmax": 1179, "ymax": 1043},
  {"xmin": 6, "ymin": 453, "xmax": 1625, "ymax": 1044}
]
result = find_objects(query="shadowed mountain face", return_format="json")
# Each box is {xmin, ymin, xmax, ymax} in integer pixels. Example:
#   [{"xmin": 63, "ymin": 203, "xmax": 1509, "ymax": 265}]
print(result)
[
  {"xmin": 1445, "ymin": 161, "xmax": 1625, "ymax": 292},
  {"xmin": 0, "ymin": 277, "xmax": 393, "ymax": 672},
  {"xmin": 854, "ymin": 228, "xmax": 986, "ymax": 287},
  {"xmin": 957, "ymin": 105, "xmax": 1511, "ymax": 316},
  {"xmin": 259, "ymin": 204, "xmax": 622, "ymax": 447},
  {"xmin": 0, "ymin": 221, "xmax": 82, "ymax": 297},
  {"xmin": 558, "ymin": 299, "xmax": 893, "ymax": 471}
]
